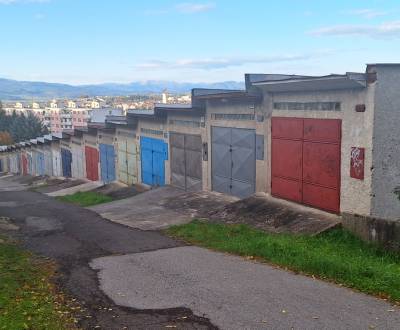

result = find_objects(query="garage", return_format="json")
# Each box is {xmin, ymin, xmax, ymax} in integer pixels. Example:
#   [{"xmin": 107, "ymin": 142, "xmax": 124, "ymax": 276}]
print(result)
[
  {"xmin": 99, "ymin": 143, "xmax": 116, "ymax": 183},
  {"xmin": 61, "ymin": 148, "xmax": 72, "ymax": 178},
  {"xmin": 211, "ymin": 126, "xmax": 256, "ymax": 198},
  {"xmin": 140, "ymin": 136, "xmax": 168, "ymax": 186},
  {"xmin": 43, "ymin": 147, "xmax": 53, "ymax": 177},
  {"xmin": 271, "ymin": 117, "xmax": 341, "ymax": 213},
  {"xmin": 85, "ymin": 146, "xmax": 99, "ymax": 181},
  {"xmin": 52, "ymin": 147, "xmax": 62, "ymax": 177},
  {"xmin": 117, "ymin": 135, "xmax": 138, "ymax": 185},
  {"xmin": 71, "ymin": 143, "xmax": 85, "ymax": 179},
  {"xmin": 170, "ymin": 132, "xmax": 202, "ymax": 191},
  {"xmin": 35, "ymin": 151, "xmax": 45, "ymax": 176},
  {"xmin": 21, "ymin": 153, "xmax": 28, "ymax": 175}
]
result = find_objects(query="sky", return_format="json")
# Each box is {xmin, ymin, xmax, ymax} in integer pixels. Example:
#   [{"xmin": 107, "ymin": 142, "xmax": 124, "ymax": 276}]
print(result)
[{"xmin": 0, "ymin": 0, "xmax": 399, "ymax": 85}]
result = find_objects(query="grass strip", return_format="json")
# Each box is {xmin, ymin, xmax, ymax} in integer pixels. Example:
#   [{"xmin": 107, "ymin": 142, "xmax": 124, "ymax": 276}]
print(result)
[
  {"xmin": 56, "ymin": 191, "xmax": 113, "ymax": 207},
  {"xmin": 167, "ymin": 220, "xmax": 400, "ymax": 302},
  {"xmin": 0, "ymin": 239, "xmax": 78, "ymax": 329}
]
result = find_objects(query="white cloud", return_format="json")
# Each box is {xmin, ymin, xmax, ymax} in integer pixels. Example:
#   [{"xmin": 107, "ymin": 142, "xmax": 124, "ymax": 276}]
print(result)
[
  {"xmin": 176, "ymin": 2, "xmax": 215, "ymax": 14},
  {"xmin": 136, "ymin": 52, "xmax": 331, "ymax": 70},
  {"xmin": 309, "ymin": 21, "xmax": 400, "ymax": 38},
  {"xmin": 346, "ymin": 8, "xmax": 388, "ymax": 19}
]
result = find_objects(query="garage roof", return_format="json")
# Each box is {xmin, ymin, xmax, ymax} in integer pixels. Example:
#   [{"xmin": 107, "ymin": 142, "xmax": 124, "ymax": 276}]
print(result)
[
  {"xmin": 192, "ymin": 88, "xmax": 261, "ymax": 101},
  {"xmin": 250, "ymin": 73, "xmax": 366, "ymax": 92}
]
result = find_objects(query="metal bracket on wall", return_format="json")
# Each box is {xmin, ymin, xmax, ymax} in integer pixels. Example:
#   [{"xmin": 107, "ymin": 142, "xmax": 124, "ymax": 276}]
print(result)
[{"xmin": 202, "ymin": 142, "xmax": 208, "ymax": 161}]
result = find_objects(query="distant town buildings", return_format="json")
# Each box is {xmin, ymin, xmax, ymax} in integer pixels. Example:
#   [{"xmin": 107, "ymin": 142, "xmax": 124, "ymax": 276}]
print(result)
[{"xmin": 2, "ymin": 92, "xmax": 191, "ymax": 133}]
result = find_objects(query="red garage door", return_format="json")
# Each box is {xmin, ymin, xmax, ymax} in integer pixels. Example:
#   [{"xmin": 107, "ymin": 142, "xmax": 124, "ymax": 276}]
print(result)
[
  {"xmin": 85, "ymin": 146, "xmax": 99, "ymax": 181},
  {"xmin": 271, "ymin": 117, "xmax": 341, "ymax": 213}
]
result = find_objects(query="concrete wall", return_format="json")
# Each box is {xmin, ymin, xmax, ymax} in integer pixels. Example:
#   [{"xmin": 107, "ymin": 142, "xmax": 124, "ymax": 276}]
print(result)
[
  {"xmin": 60, "ymin": 138, "xmax": 71, "ymax": 151},
  {"xmin": 257, "ymin": 86, "xmax": 375, "ymax": 216},
  {"xmin": 97, "ymin": 130, "xmax": 116, "ymax": 146},
  {"xmin": 343, "ymin": 213, "xmax": 400, "ymax": 251},
  {"xmin": 370, "ymin": 65, "xmax": 400, "ymax": 220}
]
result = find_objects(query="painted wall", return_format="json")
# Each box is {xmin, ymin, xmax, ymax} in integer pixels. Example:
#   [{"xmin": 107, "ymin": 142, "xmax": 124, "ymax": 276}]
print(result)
[{"xmin": 370, "ymin": 65, "xmax": 400, "ymax": 220}]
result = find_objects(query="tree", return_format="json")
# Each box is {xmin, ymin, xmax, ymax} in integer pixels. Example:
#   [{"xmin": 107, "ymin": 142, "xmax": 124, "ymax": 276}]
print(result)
[
  {"xmin": 0, "ymin": 131, "xmax": 13, "ymax": 145},
  {"xmin": 0, "ymin": 101, "xmax": 48, "ymax": 144}
]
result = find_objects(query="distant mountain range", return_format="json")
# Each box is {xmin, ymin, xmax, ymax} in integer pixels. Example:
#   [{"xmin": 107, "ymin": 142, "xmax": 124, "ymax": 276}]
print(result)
[{"xmin": 0, "ymin": 78, "xmax": 245, "ymax": 100}]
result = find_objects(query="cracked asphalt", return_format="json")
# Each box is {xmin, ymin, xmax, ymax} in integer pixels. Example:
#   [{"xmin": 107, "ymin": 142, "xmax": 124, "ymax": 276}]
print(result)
[
  {"xmin": 1, "ymin": 175, "xmax": 400, "ymax": 330},
  {"xmin": 0, "ymin": 176, "xmax": 216, "ymax": 329}
]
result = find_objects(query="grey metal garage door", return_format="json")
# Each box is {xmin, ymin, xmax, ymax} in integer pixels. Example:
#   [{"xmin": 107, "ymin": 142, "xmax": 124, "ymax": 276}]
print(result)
[
  {"xmin": 212, "ymin": 126, "xmax": 256, "ymax": 198},
  {"xmin": 170, "ymin": 132, "xmax": 202, "ymax": 191}
]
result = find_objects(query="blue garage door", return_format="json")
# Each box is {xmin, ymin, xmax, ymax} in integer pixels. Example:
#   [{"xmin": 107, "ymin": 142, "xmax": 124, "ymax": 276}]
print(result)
[
  {"xmin": 61, "ymin": 148, "xmax": 72, "ymax": 178},
  {"xmin": 36, "ymin": 152, "xmax": 45, "ymax": 176},
  {"xmin": 0, "ymin": 159, "xmax": 3, "ymax": 172},
  {"xmin": 140, "ymin": 136, "xmax": 168, "ymax": 186},
  {"xmin": 99, "ymin": 143, "xmax": 116, "ymax": 183}
]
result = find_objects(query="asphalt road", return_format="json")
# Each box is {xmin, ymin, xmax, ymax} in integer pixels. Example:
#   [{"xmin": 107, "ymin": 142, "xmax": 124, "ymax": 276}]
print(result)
[
  {"xmin": 92, "ymin": 246, "xmax": 400, "ymax": 330},
  {"xmin": 0, "ymin": 177, "xmax": 215, "ymax": 329}
]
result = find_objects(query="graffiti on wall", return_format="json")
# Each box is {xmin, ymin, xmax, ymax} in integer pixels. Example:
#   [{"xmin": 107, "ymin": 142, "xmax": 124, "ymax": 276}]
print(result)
[{"xmin": 350, "ymin": 147, "xmax": 365, "ymax": 180}]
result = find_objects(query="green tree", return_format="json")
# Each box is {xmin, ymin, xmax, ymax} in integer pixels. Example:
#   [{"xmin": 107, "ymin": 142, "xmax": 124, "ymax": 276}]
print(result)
[{"xmin": 0, "ymin": 101, "xmax": 48, "ymax": 144}]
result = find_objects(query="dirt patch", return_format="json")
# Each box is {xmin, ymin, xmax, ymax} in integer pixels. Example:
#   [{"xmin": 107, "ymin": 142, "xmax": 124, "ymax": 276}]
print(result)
[
  {"xmin": 162, "ymin": 191, "xmax": 340, "ymax": 235},
  {"xmin": 12, "ymin": 175, "xmax": 47, "ymax": 186},
  {"xmin": 32, "ymin": 178, "xmax": 86, "ymax": 193},
  {"xmin": 93, "ymin": 182, "xmax": 148, "ymax": 200},
  {"xmin": 162, "ymin": 191, "xmax": 238, "ymax": 218},
  {"xmin": 0, "ymin": 216, "xmax": 19, "ymax": 231},
  {"xmin": 208, "ymin": 195, "xmax": 341, "ymax": 235}
]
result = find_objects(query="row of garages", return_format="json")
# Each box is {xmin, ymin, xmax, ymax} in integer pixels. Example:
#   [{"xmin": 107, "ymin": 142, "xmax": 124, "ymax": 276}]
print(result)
[{"xmin": 1, "ymin": 64, "xmax": 399, "ymax": 221}]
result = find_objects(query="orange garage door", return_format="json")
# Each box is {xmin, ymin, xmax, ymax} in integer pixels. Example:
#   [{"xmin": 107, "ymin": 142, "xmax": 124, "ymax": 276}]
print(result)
[{"xmin": 271, "ymin": 117, "xmax": 341, "ymax": 213}]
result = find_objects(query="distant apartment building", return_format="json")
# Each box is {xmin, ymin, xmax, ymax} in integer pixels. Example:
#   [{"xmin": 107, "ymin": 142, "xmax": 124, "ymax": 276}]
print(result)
[{"xmin": 3, "ymin": 98, "xmax": 107, "ymax": 133}]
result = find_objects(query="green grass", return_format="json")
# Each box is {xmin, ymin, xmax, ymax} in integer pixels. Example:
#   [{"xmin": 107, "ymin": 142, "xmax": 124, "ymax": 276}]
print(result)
[
  {"xmin": 56, "ymin": 191, "xmax": 113, "ymax": 207},
  {"xmin": 167, "ymin": 220, "xmax": 400, "ymax": 302},
  {"xmin": 0, "ymin": 239, "xmax": 77, "ymax": 330}
]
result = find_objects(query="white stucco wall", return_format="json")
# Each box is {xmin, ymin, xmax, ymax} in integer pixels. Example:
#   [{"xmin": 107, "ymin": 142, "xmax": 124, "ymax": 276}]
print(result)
[{"xmin": 258, "ymin": 86, "xmax": 375, "ymax": 216}]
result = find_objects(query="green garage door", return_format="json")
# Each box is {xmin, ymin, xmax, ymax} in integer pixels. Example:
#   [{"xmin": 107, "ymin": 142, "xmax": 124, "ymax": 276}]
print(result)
[{"xmin": 117, "ymin": 138, "xmax": 138, "ymax": 185}]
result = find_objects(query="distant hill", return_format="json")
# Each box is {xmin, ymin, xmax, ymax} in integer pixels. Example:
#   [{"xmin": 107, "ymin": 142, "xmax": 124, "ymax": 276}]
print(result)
[{"xmin": 0, "ymin": 78, "xmax": 245, "ymax": 100}]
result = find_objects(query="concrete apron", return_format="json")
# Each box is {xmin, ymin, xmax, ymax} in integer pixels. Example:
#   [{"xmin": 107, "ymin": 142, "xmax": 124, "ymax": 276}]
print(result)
[
  {"xmin": 88, "ymin": 186, "xmax": 194, "ymax": 231},
  {"xmin": 46, "ymin": 180, "xmax": 104, "ymax": 197}
]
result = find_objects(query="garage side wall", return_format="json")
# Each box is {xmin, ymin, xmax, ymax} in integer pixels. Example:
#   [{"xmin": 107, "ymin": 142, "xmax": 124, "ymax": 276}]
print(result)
[
  {"xmin": 266, "ymin": 87, "xmax": 375, "ymax": 216},
  {"xmin": 371, "ymin": 66, "xmax": 400, "ymax": 220}
]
